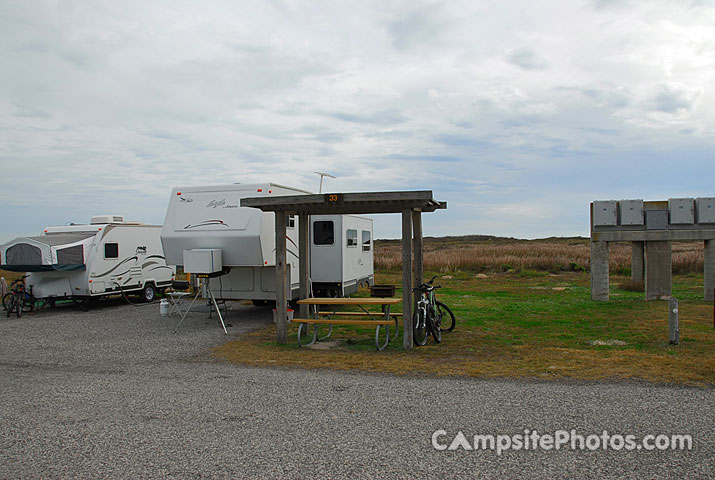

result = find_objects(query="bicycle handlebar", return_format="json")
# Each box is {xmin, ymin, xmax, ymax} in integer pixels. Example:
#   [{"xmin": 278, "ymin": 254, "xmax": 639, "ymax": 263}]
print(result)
[{"xmin": 412, "ymin": 283, "xmax": 441, "ymax": 292}]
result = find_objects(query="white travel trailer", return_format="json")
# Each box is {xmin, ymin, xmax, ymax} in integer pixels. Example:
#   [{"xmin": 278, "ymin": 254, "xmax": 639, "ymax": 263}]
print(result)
[
  {"xmin": 311, "ymin": 215, "xmax": 374, "ymax": 296},
  {"xmin": 160, "ymin": 183, "xmax": 374, "ymax": 302},
  {"xmin": 0, "ymin": 215, "xmax": 174, "ymax": 302}
]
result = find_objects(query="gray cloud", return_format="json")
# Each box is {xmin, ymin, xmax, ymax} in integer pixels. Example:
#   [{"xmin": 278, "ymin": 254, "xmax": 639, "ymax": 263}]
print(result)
[
  {"xmin": 580, "ymin": 87, "xmax": 631, "ymax": 109},
  {"xmin": 387, "ymin": 3, "xmax": 448, "ymax": 51},
  {"xmin": 592, "ymin": 0, "xmax": 631, "ymax": 10},
  {"xmin": 326, "ymin": 109, "xmax": 409, "ymax": 125},
  {"xmin": 13, "ymin": 106, "xmax": 53, "ymax": 119},
  {"xmin": 650, "ymin": 83, "xmax": 702, "ymax": 114},
  {"xmin": 506, "ymin": 47, "xmax": 548, "ymax": 70}
]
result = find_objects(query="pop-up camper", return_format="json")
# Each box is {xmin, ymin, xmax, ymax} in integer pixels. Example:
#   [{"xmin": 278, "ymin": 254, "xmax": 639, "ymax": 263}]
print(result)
[
  {"xmin": 0, "ymin": 215, "xmax": 174, "ymax": 302},
  {"xmin": 160, "ymin": 183, "xmax": 374, "ymax": 302}
]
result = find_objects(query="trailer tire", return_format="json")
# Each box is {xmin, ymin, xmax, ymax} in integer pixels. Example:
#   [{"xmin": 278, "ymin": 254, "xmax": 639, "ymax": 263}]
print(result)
[
  {"xmin": 252, "ymin": 299, "xmax": 274, "ymax": 307},
  {"xmin": 141, "ymin": 283, "xmax": 156, "ymax": 303}
]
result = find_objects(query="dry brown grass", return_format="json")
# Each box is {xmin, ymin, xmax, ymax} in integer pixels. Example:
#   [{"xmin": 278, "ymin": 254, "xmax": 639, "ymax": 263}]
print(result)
[{"xmin": 374, "ymin": 238, "xmax": 705, "ymax": 274}]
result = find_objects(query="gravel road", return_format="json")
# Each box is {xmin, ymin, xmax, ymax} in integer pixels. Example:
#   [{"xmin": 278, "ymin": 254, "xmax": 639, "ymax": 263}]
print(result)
[{"xmin": 1, "ymin": 300, "xmax": 712, "ymax": 479}]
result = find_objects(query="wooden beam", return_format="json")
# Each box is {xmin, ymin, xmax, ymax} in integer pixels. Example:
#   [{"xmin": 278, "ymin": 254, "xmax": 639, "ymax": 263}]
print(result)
[
  {"xmin": 274, "ymin": 212, "xmax": 288, "ymax": 344},
  {"xmin": 240, "ymin": 191, "xmax": 447, "ymax": 215},
  {"xmin": 243, "ymin": 190, "xmax": 436, "ymax": 208},
  {"xmin": 412, "ymin": 210, "xmax": 423, "ymax": 316},
  {"xmin": 298, "ymin": 213, "xmax": 310, "ymax": 318},
  {"xmin": 402, "ymin": 209, "xmax": 413, "ymax": 349}
]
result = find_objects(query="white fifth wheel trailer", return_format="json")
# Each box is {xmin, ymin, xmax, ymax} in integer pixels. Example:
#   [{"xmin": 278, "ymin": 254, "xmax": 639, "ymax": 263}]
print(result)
[
  {"xmin": 160, "ymin": 183, "xmax": 374, "ymax": 302},
  {"xmin": 0, "ymin": 215, "xmax": 175, "ymax": 302},
  {"xmin": 311, "ymin": 215, "xmax": 374, "ymax": 296}
]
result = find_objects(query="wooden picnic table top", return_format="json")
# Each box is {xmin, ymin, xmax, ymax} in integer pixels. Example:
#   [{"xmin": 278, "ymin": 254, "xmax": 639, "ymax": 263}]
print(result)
[{"xmin": 297, "ymin": 297, "xmax": 402, "ymax": 305}]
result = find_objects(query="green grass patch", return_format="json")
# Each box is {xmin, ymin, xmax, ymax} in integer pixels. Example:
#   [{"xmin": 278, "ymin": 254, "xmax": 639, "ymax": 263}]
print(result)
[{"xmin": 215, "ymin": 271, "xmax": 714, "ymax": 384}]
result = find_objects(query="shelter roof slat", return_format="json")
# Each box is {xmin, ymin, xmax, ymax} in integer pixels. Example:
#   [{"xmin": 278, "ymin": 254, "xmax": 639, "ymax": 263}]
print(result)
[{"xmin": 240, "ymin": 190, "xmax": 446, "ymax": 215}]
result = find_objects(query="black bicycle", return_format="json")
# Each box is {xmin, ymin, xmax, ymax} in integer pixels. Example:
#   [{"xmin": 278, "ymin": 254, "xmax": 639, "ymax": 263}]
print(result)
[
  {"xmin": 412, "ymin": 275, "xmax": 456, "ymax": 346},
  {"xmin": 3, "ymin": 276, "xmax": 34, "ymax": 318}
]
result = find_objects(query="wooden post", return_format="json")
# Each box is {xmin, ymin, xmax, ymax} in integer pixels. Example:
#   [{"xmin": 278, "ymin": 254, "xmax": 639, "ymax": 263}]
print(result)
[
  {"xmin": 402, "ymin": 209, "xmax": 413, "ymax": 349},
  {"xmin": 298, "ymin": 212, "xmax": 310, "ymax": 319},
  {"xmin": 274, "ymin": 211, "xmax": 288, "ymax": 344},
  {"xmin": 412, "ymin": 210, "xmax": 423, "ymax": 315},
  {"xmin": 669, "ymin": 298, "xmax": 679, "ymax": 345}
]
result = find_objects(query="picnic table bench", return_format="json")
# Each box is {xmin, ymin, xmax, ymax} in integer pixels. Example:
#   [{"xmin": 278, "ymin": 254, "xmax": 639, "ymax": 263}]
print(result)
[{"xmin": 293, "ymin": 297, "xmax": 402, "ymax": 350}]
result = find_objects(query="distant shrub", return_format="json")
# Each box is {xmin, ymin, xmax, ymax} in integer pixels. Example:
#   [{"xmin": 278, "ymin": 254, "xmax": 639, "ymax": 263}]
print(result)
[{"xmin": 568, "ymin": 262, "xmax": 586, "ymax": 272}]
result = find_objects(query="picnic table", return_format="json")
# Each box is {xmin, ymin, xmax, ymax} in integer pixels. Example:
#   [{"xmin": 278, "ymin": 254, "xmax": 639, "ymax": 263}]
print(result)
[{"xmin": 294, "ymin": 297, "xmax": 402, "ymax": 350}]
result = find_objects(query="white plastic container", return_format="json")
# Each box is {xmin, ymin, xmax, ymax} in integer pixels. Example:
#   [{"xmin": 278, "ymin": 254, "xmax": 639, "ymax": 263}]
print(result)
[{"xmin": 272, "ymin": 308, "xmax": 294, "ymax": 324}]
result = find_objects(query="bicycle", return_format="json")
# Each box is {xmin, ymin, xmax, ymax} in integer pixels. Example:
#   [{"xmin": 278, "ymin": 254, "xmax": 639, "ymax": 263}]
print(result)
[
  {"xmin": 3, "ymin": 276, "xmax": 34, "ymax": 318},
  {"xmin": 412, "ymin": 275, "xmax": 456, "ymax": 346}
]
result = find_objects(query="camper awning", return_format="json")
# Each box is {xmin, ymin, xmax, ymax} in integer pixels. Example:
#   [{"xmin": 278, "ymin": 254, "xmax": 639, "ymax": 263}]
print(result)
[{"xmin": 0, "ymin": 232, "xmax": 96, "ymax": 272}]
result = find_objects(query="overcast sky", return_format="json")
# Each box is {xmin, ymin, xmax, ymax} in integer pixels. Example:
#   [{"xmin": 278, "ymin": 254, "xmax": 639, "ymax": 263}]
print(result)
[{"xmin": 1, "ymin": 0, "xmax": 714, "ymax": 241}]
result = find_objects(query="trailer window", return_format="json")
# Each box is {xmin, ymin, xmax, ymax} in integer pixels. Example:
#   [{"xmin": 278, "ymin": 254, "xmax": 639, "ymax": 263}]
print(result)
[
  {"xmin": 346, "ymin": 229, "xmax": 358, "ymax": 247},
  {"xmin": 286, "ymin": 215, "xmax": 295, "ymax": 229},
  {"xmin": 362, "ymin": 230, "xmax": 371, "ymax": 252},
  {"xmin": 313, "ymin": 221, "xmax": 334, "ymax": 245},
  {"xmin": 104, "ymin": 243, "xmax": 119, "ymax": 259}
]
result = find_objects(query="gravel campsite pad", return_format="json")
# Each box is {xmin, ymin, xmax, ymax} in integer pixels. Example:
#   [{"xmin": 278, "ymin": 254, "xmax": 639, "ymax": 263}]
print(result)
[{"xmin": 1, "ymin": 300, "xmax": 713, "ymax": 479}]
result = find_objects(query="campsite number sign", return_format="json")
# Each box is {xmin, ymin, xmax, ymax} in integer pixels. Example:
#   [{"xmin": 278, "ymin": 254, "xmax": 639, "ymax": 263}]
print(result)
[{"xmin": 325, "ymin": 193, "xmax": 343, "ymax": 203}]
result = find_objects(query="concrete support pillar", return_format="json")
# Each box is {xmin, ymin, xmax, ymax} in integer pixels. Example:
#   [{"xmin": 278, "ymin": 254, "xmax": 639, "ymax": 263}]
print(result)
[
  {"xmin": 631, "ymin": 241, "xmax": 645, "ymax": 283},
  {"xmin": 590, "ymin": 240, "xmax": 609, "ymax": 301},
  {"xmin": 704, "ymin": 240, "xmax": 715, "ymax": 302},
  {"xmin": 645, "ymin": 241, "xmax": 672, "ymax": 300}
]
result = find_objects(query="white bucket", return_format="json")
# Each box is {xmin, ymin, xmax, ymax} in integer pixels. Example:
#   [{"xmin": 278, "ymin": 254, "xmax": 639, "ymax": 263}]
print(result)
[
  {"xmin": 272, "ymin": 308, "xmax": 294, "ymax": 324},
  {"xmin": 159, "ymin": 299, "xmax": 169, "ymax": 316}
]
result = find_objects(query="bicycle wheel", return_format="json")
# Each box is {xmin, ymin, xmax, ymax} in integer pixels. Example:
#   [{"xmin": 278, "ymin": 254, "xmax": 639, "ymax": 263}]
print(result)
[
  {"xmin": 16, "ymin": 293, "xmax": 23, "ymax": 318},
  {"xmin": 6, "ymin": 296, "xmax": 15, "ymax": 318},
  {"xmin": 427, "ymin": 305, "xmax": 441, "ymax": 343},
  {"xmin": 2, "ymin": 293, "xmax": 10, "ymax": 311},
  {"xmin": 413, "ymin": 309, "xmax": 428, "ymax": 346},
  {"xmin": 436, "ymin": 301, "xmax": 455, "ymax": 332}
]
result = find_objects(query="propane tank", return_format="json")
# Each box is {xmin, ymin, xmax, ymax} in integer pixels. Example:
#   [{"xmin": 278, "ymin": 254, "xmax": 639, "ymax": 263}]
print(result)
[{"xmin": 159, "ymin": 299, "xmax": 169, "ymax": 316}]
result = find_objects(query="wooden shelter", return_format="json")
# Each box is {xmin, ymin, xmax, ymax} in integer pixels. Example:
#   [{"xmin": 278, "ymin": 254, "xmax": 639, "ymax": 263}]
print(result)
[{"xmin": 241, "ymin": 191, "xmax": 446, "ymax": 349}]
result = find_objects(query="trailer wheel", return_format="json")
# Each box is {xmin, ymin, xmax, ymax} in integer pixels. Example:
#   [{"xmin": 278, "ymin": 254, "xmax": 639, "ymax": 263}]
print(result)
[
  {"xmin": 252, "ymin": 299, "xmax": 274, "ymax": 307},
  {"xmin": 141, "ymin": 283, "xmax": 156, "ymax": 303}
]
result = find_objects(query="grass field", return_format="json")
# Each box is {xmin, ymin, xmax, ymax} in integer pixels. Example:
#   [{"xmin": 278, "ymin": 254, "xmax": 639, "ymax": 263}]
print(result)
[
  {"xmin": 215, "ymin": 270, "xmax": 715, "ymax": 385},
  {"xmin": 4, "ymin": 237, "xmax": 713, "ymax": 385}
]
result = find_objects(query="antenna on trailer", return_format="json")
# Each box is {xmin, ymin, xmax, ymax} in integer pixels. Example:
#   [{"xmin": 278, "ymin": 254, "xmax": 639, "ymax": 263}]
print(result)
[{"xmin": 315, "ymin": 172, "xmax": 336, "ymax": 193}]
